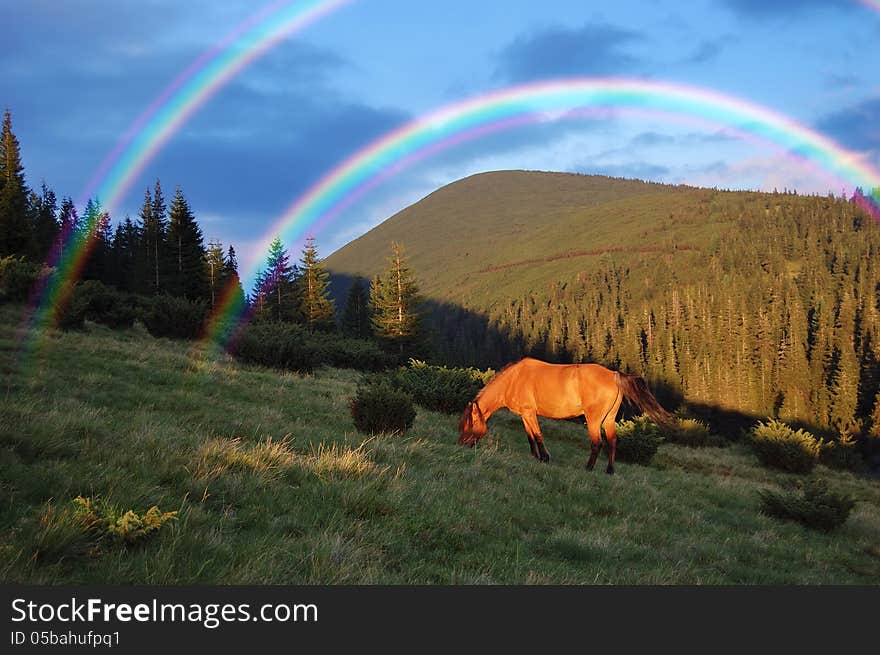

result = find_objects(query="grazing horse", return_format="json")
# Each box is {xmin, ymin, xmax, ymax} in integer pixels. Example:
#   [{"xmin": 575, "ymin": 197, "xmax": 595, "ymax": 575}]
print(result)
[{"xmin": 459, "ymin": 357, "xmax": 672, "ymax": 474}]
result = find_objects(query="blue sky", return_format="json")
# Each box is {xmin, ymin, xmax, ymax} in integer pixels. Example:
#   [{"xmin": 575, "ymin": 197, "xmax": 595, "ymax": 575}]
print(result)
[{"xmin": 1, "ymin": 0, "xmax": 878, "ymax": 282}]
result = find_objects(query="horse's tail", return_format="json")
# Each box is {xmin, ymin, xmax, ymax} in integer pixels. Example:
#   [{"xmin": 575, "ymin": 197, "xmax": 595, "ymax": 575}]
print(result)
[{"xmin": 617, "ymin": 372, "xmax": 674, "ymax": 427}]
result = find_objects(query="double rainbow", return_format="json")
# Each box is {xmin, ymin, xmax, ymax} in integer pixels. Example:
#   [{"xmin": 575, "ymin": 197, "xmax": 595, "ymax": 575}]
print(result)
[{"xmin": 202, "ymin": 76, "xmax": 880, "ymax": 347}]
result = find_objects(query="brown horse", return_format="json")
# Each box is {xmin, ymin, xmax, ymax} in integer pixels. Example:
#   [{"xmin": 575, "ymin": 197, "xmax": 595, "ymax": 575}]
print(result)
[{"xmin": 459, "ymin": 357, "xmax": 672, "ymax": 474}]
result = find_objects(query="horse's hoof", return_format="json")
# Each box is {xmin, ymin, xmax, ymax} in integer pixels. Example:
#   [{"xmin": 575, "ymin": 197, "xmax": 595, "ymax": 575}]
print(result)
[
  {"xmin": 585, "ymin": 464, "xmax": 595, "ymax": 472},
  {"xmin": 605, "ymin": 467, "xmax": 615, "ymax": 475},
  {"xmin": 540, "ymin": 453, "xmax": 551, "ymax": 464}
]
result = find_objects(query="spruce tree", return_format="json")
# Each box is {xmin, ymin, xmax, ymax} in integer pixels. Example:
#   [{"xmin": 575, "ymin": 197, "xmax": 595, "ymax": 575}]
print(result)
[
  {"xmin": 223, "ymin": 245, "xmax": 246, "ymax": 309},
  {"xmin": 253, "ymin": 236, "xmax": 297, "ymax": 322},
  {"xmin": 166, "ymin": 186, "xmax": 208, "ymax": 299},
  {"xmin": 29, "ymin": 181, "xmax": 58, "ymax": 262},
  {"xmin": 110, "ymin": 216, "xmax": 140, "ymax": 291},
  {"xmin": 370, "ymin": 242, "xmax": 423, "ymax": 354},
  {"xmin": 81, "ymin": 198, "xmax": 112, "ymax": 283},
  {"xmin": 0, "ymin": 109, "xmax": 30, "ymax": 257},
  {"xmin": 830, "ymin": 291, "xmax": 860, "ymax": 431},
  {"xmin": 341, "ymin": 276, "xmax": 371, "ymax": 339},
  {"xmin": 56, "ymin": 196, "xmax": 78, "ymax": 261},
  {"xmin": 137, "ymin": 185, "xmax": 165, "ymax": 294},
  {"xmin": 296, "ymin": 236, "xmax": 335, "ymax": 331}
]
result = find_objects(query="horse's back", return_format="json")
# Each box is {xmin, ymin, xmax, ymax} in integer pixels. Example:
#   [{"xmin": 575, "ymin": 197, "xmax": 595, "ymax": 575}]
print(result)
[{"xmin": 506, "ymin": 358, "xmax": 616, "ymax": 418}]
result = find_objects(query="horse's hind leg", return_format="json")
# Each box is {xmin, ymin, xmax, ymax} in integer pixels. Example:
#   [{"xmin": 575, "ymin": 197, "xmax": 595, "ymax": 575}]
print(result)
[
  {"xmin": 602, "ymin": 390, "xmax": 623, "ymax": 475},
  {"xmin": 584, "ymin": 414, "xmax": 603, "ymax": 472},
  {"xmin": 602, "ymin": 418, "xmax": 617, "ymax": 475},
  {"xmin": 522, "ymin": 411, "xmax": 550, "ymax": 463}
]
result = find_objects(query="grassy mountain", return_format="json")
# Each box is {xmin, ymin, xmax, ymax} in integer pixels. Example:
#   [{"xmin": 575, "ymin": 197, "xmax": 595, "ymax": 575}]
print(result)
[
  {"xmin": 2, "ymin": 305, "xmax": 879, "ymax": 584},
  {"xmin": 327, "ymin": 170, "xmax": 711, "ymax": 307},
  {"xmin": 326, "ymin": 170, "xmax": 880, "ymax": 438}
]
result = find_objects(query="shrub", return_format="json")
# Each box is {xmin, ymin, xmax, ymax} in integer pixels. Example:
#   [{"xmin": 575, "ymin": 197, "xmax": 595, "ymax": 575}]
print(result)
[
  {"xmin": 614, "ymin": 416, "xmax": 664, "ymax": 465},
  {"xmin": 72, "ymin": 496, "xmax": 178, "ymax": 545},
  {"xmin": 55, "ymin": 290, "xmax": 89, "ymax": 331},
  {"xmin": 77, "ymin": 280, "xmax": 138, "ymax": 329},
  {"xmin": 391, "ymin": 359, "xmax": 495, "ymax": 414},
  {"xmin": 350, "ymin": 380, "xmax": 416, "ymax": 435},
  {"xmin": 140, "ymin": 294, "xmax": 208, "ymax": 339},
  {"xmin": 33, "ymin": 496, "xmax": 177, "ymax": 563},
  {"xmin": 759, "ymin": 478, "xmax": 855, "ymax": 532},
  {"xmin": 312, "ymin": 336, "xmax": 396, "ymax": 372},
  {"xmin": 665, "ymin": 418, "xmax": 721, "ymax": 447},
  {"xmin": 820, "ymin": 429, "xmax": 866, "ymax": 472},
  {"xmin": 233, "ymin": 321, "xmax": 320, "ymax": 373},
  {"xmin": 749, "ymin": 419, "xmax": 825, "ymax": 473},
  {"xmin": 0, "ymin": 255, "xmax": 42, "ymax": 303}
]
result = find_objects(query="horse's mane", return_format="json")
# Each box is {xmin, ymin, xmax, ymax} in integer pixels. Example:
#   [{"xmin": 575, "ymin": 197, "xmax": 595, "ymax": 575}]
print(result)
[{"xmin": 475, "ymin": 359, "xmax": 521, "ymax": 401}]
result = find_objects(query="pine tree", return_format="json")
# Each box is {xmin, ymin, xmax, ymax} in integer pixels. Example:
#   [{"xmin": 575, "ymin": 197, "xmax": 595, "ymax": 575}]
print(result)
[
  {"xmin": 296, "ymin": 236, "xmax": 335, "ymax": 331},
  {"xmin": 253, "ymin": 236, "xmax": 297, "ymax": 322},
  {"xmin": 137, "ymin": 185, "xmax": 165, "ymax": 295},
  {"xmin": 81, "ymin": 198, "xmax": 112, "ymax": 283},
  {"xmin": 830, "ymin": 291, "xmax": 860, "ymax": 431},
  {"xmin": 29, "ymin": 181, "xmax": 58, "ymax": 262},
  {"xmin": 166, "ymin": 186, "xmax": 207, "ymax": 299},
  {"xmin": 341, "ymin": 276, "xmax": 371, "ymax": 339},
  {"xmin": 370, "ymin": 242, "xmax": 423, "ymax": 354},
  {"xmin": 56, "ymin": 196, "xmax": 78, "ymax": 261},
  {"xmin": 223, "ymin": 245, "xmax": 246, "ymax": 309},
  {"xmin": 0, "ymin": 109, "xmax": 30, "ymax": 257},
  {"xmin": 110, "ymin": 216, "xmax": 140, "ymax": 291}
]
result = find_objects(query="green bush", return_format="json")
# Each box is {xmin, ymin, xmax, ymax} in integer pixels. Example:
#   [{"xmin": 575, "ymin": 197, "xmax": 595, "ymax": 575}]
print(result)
[
  {"xmin": 55, "ymin": 290, "xmax": 89, "ymax": 331},
  {"xmin": 350, "ymin": 380, "xmax": 416, "ymax": 435},
  {"xmin": 819, "ymin": 429, "xmax": 866, "ymax": 472},
  {"xmin": 76, "ymin": 280, "xmax": 138, "ymax": 329},
  {"xmin": 0, "ymin": 255, "xmax": 42, "ymax": 303},
  {"xmin": 390, "ymin": 359, "xmax": 495, "ymax": 414},
  {"xmin": 140, "ymin": 294, "xmax": 208, "ymax": 340},
  {"xmin": 232, "ymin": 322, "xmax": 394, "ymax": 374},
  {"xmin": 665, "ymin": 418, "xmax": 721, "ymax": 447},
  {"xmin": 312, "ymin": 336, "xmax": 396, "ymax": 372},
  {"xmin": 233, "ymin": 321, "xmax": 320, "ymax": 374},
  {"xmin": 759, "ymin": 478, "xmax": 855, "ymax": 532},
  {"xmin": 614, "ymin": 416, "xmax": 664, "ymax": 465},
  {"xmin": 749, "ymin": 419, "xmax": 825, "ymax": 473}
]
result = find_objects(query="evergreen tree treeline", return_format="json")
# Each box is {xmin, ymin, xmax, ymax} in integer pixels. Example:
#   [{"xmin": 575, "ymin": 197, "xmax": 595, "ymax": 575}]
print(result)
[{"xmin": 0, "ymin": 110, "xmax": 243, "ymax": 309}]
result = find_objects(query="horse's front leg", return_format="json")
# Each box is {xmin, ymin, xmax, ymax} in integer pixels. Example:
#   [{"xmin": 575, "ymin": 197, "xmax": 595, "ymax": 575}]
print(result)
[
  {"xmin": 521, "ymin": 411, "xmax": 550, "ymax": 463},
  {"xmin": 520, "ymin": 416, "xmax": 540, "ymax": 460}
]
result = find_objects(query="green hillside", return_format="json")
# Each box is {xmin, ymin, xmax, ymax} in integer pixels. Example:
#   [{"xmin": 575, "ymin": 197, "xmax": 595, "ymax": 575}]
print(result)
[
  {"xmin": 2, "ymin": 305, "xmax": 879, "ymax": 584},
  {"xmin": 326, "ymin": 170, "xmax": 880, "ymax": 440},
  {"xmin": 328, "ymin": 170, "xmax": 710, "ymax": 307}
]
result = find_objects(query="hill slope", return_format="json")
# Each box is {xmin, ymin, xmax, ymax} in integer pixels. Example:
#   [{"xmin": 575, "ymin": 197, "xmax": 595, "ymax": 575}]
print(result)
[
  {"xmin": 2, "ymin": 305, "xmax": 879, "ymax": 584},
  {"xmin": 325, "ymin": 170, "xmax": 880, "ymax": 437},
  {"xmin": 327, "ymin": 170, "xmax": 700, "ymax": 307}
]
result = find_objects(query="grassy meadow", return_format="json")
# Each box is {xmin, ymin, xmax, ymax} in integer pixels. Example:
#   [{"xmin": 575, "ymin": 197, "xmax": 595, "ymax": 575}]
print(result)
[{"xmin": 1, "ymin": 303, "xmax": 879, "ymax": 584}]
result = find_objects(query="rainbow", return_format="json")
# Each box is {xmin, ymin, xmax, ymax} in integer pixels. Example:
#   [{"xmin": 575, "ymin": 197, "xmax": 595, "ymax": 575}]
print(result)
[
  {"xmin": 202, "ymin": 77, "xmax": 880, "ymax": 348},
  {"xmin": 21, "ymin": 0, "xmax": 350, "ymax": 348}
]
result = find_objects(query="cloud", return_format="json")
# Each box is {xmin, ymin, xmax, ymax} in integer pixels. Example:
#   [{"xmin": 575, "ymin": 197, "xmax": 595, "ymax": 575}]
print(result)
[
  {"xmin": 815, "ymin": 97, "xmax": 880, "ymax": 152},
  {"xmin": 722, "ymin": 0, "xmax": 853, "ymax": 17},
  {"xmin": 494, "ymin": 22, "xmax": 645, "ymax": 83},
  {"xmin": 681, "ymin": 35, "xmax": 738, "ymax": 65}
]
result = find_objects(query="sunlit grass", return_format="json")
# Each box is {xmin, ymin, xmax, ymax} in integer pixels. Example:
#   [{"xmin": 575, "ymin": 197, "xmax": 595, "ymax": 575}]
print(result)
[{"xmin": 1, "ymin": 303, "xmax": 879, "ymax": 584}]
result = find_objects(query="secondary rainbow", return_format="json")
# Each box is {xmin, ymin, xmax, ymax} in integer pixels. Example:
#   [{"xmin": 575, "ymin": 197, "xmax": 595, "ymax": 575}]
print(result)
[
  {"xmin": 203, "ymin": 76, "xmax": 880, "ymax": 347},
  {"xmin": 21, "ymin": 0, "xmax": 350, "ymax": 347}
]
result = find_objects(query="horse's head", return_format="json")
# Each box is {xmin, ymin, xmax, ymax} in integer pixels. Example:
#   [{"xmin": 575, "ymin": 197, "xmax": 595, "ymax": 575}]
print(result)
[{"xmin": 459, "ymin": 401, "xmax": 487, "ymax": 446}]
